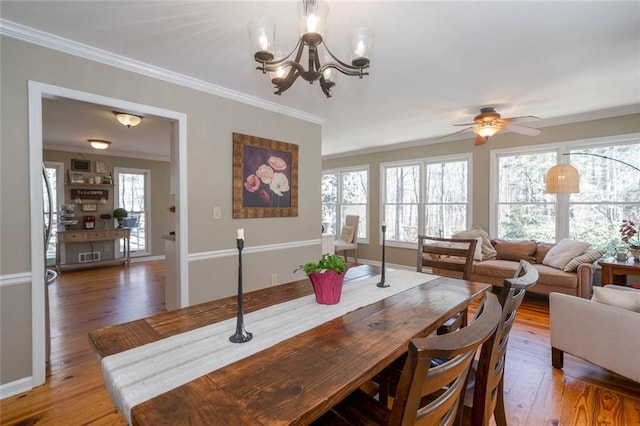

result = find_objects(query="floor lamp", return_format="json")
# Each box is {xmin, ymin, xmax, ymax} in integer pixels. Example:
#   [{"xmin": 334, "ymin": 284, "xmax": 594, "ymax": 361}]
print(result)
[{"xmin": 545, "ymin": 152, "xmax": 640, "ymax": 194}]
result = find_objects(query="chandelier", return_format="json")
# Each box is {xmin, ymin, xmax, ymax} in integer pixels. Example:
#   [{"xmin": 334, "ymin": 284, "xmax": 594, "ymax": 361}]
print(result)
[{"xmin": 248, "ymin": 0, "xmax": 373, "ymax": 98}]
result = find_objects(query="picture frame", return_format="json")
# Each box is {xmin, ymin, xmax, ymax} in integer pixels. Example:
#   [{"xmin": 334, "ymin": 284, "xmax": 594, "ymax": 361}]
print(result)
[
  {"xmin": 95, "ymin": 161, "xmax": 107, "ymax": 174},
  {"xmin": 71, "ymin": 159, "xmax": 91, "ymax": 172},
  {"xmin": 233, "ymin": 132, "xmax": 298, "ymax": 218}
]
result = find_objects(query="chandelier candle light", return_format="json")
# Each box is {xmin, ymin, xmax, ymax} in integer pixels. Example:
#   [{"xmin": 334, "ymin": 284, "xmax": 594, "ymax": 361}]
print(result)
[
  {"xmin": 377, "ymin": 222, "xmax": 389, "ymax": 288},
  {"xmin": 248, "ymin": 0, "xmax": 373, "ymax": 98},
  {"xmin": 230, "ymin": 228, "xmax": 253, "ymax": 343}
]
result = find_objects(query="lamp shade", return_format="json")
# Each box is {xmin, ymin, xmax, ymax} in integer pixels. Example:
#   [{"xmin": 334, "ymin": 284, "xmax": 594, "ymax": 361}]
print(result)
[
  {"xmin": 88, "ymin": 139, "xmax": 111, "ymax": 150},
  {"xmin": 546, "ymin": 164, "xmax": 579, "ymax": 193},
  {"xmin": 114, "ymin": 112, "xmax": 142, "ymax": 128}
]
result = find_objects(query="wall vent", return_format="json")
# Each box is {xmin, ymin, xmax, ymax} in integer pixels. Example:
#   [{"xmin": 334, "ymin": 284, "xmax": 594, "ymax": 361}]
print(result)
[{"xmin": 78, "ymin": 251, "xmax": 101, "ymax": 263}]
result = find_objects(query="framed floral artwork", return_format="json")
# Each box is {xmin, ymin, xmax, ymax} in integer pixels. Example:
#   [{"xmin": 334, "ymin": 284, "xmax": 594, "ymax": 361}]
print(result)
[{"xmin": 233, "ymin": 132, "xmax": 298, "ymax": 218}]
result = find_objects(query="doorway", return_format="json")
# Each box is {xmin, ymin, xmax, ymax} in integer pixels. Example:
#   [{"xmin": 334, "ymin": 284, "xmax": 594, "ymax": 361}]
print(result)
[{"xmin": 28, "ymin": 81, "xmax": 189, "ymax": 387}]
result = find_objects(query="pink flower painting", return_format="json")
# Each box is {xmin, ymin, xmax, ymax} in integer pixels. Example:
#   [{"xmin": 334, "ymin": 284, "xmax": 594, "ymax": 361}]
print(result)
[{"xmin": 242, "ymin": 145, "xmax": 292, "ymax": 208}]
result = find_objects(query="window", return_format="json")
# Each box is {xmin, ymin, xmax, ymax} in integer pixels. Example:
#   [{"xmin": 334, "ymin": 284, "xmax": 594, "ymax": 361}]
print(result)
[
  {"xmin": 567, "ymin": 143, "xmax": 640, "ymax": 250},
  {"xmin": 382, "ymin": 155, "xmax": 472, "ymax": 245},
  {"xmin": 492, "ymin": 134, "xmax": 640, "ymax": 249},
  {"xmin": 321, "ymin": 167, "xmax": 368, "ymax": 240},
  {"xmin": 114, "ymin": 167, "xmax": 150, "ymax": 256},
  {"xmin": 495, "ymin": 151, "xmax": 556, "ymax": 241},
  {"xmin": 43, "ymin": 161, "xmax": 64, "ymax": 260}
]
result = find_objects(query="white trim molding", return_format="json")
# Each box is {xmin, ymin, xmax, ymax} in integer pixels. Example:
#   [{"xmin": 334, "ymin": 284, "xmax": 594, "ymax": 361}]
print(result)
[
  {"xmin": 0, "ymin": 19, "xmax": 325, "ymax": 126},
  {"xmin": 189, "ymin": 239, "xmax": 321, "ymax": 263},
  {"xmin": 0, "ymin": 272, "xmax": 32, "ymax": 287},
  {"xmin": 0, "ymin": 376, "xmax": 33, "ymax": 399}
]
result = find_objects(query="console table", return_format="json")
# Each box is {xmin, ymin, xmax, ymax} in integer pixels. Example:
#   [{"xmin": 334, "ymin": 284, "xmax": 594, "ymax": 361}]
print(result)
[
  {"xmin": 597, "ymin": 257, "xmax": 640, "ymax": 286},
  {"xmin": 56, "ymin": 228, "xmax": 130, "ymax": 272}
]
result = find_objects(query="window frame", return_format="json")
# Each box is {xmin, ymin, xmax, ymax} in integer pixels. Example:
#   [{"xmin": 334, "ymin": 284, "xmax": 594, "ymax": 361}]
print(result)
[
  {"xmin": 321, "ymin": 165, "xmax": 370, "ymax": 243},
  {"xmin": 380, "ymin": 153, "xmax": 473, "ymax": 249},
  {"xmin": 490, "ymin": 132, "xmax": 640, "ymax": 243}
]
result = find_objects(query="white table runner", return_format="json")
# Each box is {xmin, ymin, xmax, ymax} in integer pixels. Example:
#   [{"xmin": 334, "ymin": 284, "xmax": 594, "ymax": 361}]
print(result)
[{"xmin": 102, "ymin": 269, "xmax": 437, "ymax": 424}]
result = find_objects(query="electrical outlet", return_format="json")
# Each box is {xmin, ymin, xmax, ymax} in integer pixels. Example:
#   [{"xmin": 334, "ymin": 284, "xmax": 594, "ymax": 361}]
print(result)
[
  {"xmin": 213, "ymin": 206, "xmax": 221, "ymax": 219},
  {"xmin": 270, "ymin": 273, "xmax": 277, "ymax": 286}
]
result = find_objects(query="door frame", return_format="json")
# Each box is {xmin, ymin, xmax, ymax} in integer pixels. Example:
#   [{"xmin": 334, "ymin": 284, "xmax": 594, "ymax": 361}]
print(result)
[{"xmin": 28, "ymin": 80, "xmax": 189, "ymax": 386}]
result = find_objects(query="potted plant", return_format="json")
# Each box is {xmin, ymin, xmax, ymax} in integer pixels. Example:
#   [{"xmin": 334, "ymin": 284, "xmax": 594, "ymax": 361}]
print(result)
[
  {"xmin": 113, "ymin": 208, "xmax": 128, "ymax": 228},
  {"xmin": 295, "ymin": 254, "xmax": 350, "ymax": 305},
  {"xmin": 620, "ymin": 219, "xmax": 640, "ymax": 261}
]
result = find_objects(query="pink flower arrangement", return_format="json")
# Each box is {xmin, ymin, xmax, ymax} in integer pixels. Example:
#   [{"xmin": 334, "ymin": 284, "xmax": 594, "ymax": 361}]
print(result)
[{"xmin": 620, "ymin": 219, "xmax": 640, "ymax": 247}]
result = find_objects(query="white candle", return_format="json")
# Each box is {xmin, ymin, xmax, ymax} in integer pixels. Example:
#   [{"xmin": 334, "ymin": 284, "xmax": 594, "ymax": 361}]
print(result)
[
  {"xmin": 237, "ymin": 228, "xmax": 244, "ymax": 240},
  {"xmin": 382, "ymin": 221, "xmax": 387, "ymax": 227}
]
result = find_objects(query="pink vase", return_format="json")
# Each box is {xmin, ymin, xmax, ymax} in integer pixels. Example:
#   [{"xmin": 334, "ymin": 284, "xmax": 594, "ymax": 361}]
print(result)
[{"xmin": 308, "ymin": 269, "xmax": 346, "ymax": 305}]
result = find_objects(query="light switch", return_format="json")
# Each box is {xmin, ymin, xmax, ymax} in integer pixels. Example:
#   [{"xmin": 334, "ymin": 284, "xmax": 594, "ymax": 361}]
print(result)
[{"xmin": 213, "ymin": 206, "xmax": 221, "ymax": 219}]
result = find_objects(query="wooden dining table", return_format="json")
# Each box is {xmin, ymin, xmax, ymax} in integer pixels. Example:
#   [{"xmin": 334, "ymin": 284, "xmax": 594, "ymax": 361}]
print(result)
[{"xmin": 89, "ymin": 265, "xmax": 490, "ymax": 425}]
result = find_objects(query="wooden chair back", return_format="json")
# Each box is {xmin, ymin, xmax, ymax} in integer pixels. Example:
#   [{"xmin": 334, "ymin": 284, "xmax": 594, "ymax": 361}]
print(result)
[
  {"xmin": 416, "ymin": 235, "xmax": 477, "ymax": 280},
  {"xmin": 466, "ymin": 260, "xmax": 539, "ymax": 426},
  {"xmin": 389, "ymin": 292, "xmax": 502, "ymax": 425}
]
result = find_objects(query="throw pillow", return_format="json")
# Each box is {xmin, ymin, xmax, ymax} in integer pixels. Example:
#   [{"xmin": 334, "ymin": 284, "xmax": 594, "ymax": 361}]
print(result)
[
  {"xmin": 562, "ymin": 249, "xmax": 605, "ymax": 272},
  {"xmin": 453, "ymin": 226, "xmax": 497, "ymax": 260},
  {"xmin": 340, "ymin": 225, "xmax": 355, "ymax": 243},
  {"xmin": 592, "ymin": 286, "xmax": 640, "ymax": 313},
  {"xmin": 542, "ymin": 238, "xmax": 590, "ymax": 270},
  {"xmin": 534, "ymin": 242, "xmax": 555, "ymax": 264},
  {"xmin": 493, "ymin": 239, "xmax": 537, "ymax": 262}
]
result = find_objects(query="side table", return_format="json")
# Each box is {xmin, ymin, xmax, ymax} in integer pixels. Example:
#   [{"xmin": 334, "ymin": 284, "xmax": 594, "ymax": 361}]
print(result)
[{"xmin": 597, "ymin": 257, "xmax": 640, "ymax": 286}]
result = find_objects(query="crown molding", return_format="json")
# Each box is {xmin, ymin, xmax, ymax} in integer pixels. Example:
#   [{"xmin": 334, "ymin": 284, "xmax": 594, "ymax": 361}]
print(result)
[
  {"xmin": 0, "ymin": 19, "xmax": 325, "ymax": 126},
  {"xmin": 323, "ymin": 103, "xmax": 640, "ymax": 160}
]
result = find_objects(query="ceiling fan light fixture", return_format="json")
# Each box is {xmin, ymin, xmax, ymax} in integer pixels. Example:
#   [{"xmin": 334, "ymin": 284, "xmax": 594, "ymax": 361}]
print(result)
[
  {"xmin": 545, "ymin": 164, "xmax": 579, "ymax": 193},
  {"xmin": 473, "ymin": 122, "xmax": 501, "ymax": 139},
  {"xmin": 114, "ymin": 112, "xmax": 142, "ymax": 128},
  {"xmin": 88, "ymin": 139, "xmax": 111, "ymax": 150}
]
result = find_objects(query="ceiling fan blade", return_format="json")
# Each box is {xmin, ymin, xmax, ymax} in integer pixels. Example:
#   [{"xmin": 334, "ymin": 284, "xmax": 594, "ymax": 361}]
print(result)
[
  {"xmin": 474, "ymin": 135, "xmax": 487, "ymax": 146},
  {"xmin": 434, "ymin": 126, "xmax": 474, "ymax": 141},
  {"xmin": 503, "ymin": 115, "xmax": 541, "ymax": 123},
  {"xmin": 502, "ymin": 123, "xmax": 542, "ymax": 136},
  {"xmin": 453, "ymin": 122, "xmax": 475, "ymax": 126}
]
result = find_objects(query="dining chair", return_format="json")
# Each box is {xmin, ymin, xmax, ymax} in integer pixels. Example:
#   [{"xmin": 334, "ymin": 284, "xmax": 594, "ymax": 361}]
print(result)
[
  {"xmin": 416, "ymin": 235, "xmax": 478, "ymax": 279},
  {"xmin": 313, "ymin": 292, "xmax": 502, "ymax": 426},
  {"xmin": 459, "ymin": 259, "xmax": 539, "ymax": 426},
  {"xmin": 334, "ymin": 215, "xmax": 359, "ymax": 263},
  {"xmin": 417, "ymin": 235, "xmax": 479, "ymax": 333},
  {"xmin": 376, "ymin": 260, "xmax": 539, "ymax": 426}
]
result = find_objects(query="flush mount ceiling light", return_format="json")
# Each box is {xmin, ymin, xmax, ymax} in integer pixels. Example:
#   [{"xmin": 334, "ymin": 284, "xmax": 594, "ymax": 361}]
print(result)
[
  {"xmin": 88, "ymin": 139, "xmax": 111, "ymax": 150},
  {"xmin": 248, "ymin": 0, "xmax": 373, "ymax": 98},
  {"xmin": 113, "ymin": 112, "xmax": 142, "ymax": 128}
]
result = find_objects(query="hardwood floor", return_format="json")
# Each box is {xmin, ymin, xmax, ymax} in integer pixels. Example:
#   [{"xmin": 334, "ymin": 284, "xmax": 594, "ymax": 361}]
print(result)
[{"xmin": 1, "ymin": 262, "xmax": 639, "ymax": 425}]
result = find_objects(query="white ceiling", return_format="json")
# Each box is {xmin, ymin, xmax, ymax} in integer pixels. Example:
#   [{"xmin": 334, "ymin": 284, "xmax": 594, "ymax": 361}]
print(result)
[{"xmin": 3, "ymin": 1, "xmax": 640, "ymax": 158}]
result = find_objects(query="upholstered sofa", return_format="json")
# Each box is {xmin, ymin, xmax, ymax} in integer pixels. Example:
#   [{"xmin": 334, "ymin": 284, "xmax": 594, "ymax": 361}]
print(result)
[
  {"xmin": 550, "ymin": 286, "xmax": 640, "ymax": 382},
  {"xmin": 432, "ymin": 228, "xmax": 603, "ymax": 299}
]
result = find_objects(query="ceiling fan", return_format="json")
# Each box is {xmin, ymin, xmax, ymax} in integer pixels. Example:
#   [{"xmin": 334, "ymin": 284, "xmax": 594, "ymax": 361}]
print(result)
[{"xmin": 447, "ymin": 107, "xmax": 542, "ymax": 146}]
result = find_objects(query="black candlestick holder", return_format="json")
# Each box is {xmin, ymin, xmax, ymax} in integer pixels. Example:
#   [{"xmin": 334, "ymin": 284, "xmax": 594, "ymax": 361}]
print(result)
[
  {"xmin": 229, "ymin": 238, "xmax": 253, "ymax": 343},
  {"xmin": 377, "ymin": 225, "xmax": 389, "ymax": 288}
]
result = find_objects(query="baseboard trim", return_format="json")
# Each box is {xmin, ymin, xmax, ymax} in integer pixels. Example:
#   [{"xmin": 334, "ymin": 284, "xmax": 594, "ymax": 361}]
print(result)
[{"xmin": 0, "ymin": 376, "xmax": 33, "ymax": 399}]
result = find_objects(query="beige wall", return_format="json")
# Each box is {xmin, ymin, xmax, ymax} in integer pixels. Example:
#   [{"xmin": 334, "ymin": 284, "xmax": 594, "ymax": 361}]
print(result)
[
  {"xmin": 1, "ymin": 36, "xmax": 321, "ymax": 385},
  {"xmin": 323, "ymin": 114, "xmax": 640, "ymax": 269},
  {"xmin": 44, "ymin": 150, "xmax": 173, "ymax": 259}
]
